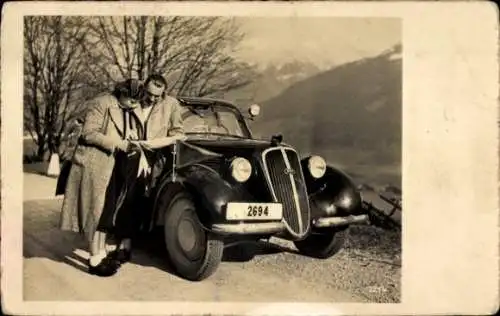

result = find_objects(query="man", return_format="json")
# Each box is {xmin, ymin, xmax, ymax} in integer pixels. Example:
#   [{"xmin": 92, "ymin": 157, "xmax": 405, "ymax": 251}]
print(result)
[{"xmin": 109, "ymin": 74, "xmax": 186, "ymax": 266}]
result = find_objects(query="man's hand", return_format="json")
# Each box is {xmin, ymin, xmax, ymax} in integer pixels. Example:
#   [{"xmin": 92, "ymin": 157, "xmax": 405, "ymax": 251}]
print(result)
[
  {"xmin": 172, "ymin": 134, "xmax": 188, "ymax": 142},
  {"xmin": 137, "ymin": 140, "xmax": 153, "ymax": 151}
]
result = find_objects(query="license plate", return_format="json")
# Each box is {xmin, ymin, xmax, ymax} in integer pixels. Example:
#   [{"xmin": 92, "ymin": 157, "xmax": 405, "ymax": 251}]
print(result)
[{"xmin": 225, "ymin": 203, "xmax": 283, "ymax": 221}]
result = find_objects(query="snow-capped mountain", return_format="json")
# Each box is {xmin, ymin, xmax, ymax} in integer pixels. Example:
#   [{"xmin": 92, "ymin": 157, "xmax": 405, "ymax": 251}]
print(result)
[{"xmin": 224, "ymin": 60, "xmax": 323, "ymax": 105}]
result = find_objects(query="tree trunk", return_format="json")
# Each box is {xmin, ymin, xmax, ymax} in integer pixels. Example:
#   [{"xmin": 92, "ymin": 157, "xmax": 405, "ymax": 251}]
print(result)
[{"xmin": 36, "ymin": 140, "xmax": 47, "ymax": 161}]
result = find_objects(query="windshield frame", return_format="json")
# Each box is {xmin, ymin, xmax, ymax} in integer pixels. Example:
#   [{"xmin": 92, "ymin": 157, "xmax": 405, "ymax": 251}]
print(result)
[{"xmin": 179, "ymin": 99, "xmax": 253, "ymax": 139}]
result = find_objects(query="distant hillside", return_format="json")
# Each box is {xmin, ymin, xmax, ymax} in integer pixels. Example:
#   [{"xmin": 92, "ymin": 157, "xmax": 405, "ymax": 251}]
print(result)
[
  {"xmin": 224, "ymin": 60, "xmax": 322, "ymax": 106},
  {"xmin": 251, "ymin": 45, "xmax": 402, "ymax": 187}
]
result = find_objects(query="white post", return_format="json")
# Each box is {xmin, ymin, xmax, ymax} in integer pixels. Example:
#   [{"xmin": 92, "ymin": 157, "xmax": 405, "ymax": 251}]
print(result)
[{"xmin": 46, "ymin": 153, "xmax": 60, "ymax": 177}]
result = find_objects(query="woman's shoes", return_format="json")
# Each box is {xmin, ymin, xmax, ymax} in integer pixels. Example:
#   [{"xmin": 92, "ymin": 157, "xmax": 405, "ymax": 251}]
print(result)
[
  {"xmin": 88, "ymin": 250, "xmax": 131, "ymax": 277},
  {"xmin": 88, "ymin": 255, "xmax": 120, "ymax": 277}
]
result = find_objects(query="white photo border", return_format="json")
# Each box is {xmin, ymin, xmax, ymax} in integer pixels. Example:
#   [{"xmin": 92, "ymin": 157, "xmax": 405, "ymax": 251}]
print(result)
[{"xmin": 1, "ymin": 1, "xmax": 499, "ymax": 315}]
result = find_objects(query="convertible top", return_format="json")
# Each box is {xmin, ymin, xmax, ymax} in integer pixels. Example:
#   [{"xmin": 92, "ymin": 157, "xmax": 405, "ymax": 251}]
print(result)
[{"xmin": 177, "ymin": 96, "xmax": 241, "ymax": 112}]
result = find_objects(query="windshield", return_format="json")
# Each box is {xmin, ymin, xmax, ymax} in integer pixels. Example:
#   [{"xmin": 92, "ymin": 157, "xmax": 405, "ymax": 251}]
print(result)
[{"xmin": 180, "ymin": 105, "xmax": 249, "ymax": 138}]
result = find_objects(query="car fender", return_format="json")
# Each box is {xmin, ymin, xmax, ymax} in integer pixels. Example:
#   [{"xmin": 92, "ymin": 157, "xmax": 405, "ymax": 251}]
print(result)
[
  {"xmin": 301, "ymin": 158, "xmax": 363, "ymax": 218},
  {"xmin": 153, "ymin": 164, "xmax": 247, "ymax": 228}
]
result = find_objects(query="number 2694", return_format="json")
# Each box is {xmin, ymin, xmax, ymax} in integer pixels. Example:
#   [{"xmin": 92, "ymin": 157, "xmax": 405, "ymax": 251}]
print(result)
[{"xmin": 247, "ymin": 205, "xmax": 269, "ymax": 216}]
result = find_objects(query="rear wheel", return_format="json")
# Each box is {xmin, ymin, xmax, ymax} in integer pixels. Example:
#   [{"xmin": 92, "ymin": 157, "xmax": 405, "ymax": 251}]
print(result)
[
  {"xmin": 163, "ymin": 191, "xmax": 223, "ymax": 281},
  {"xmin": 293, "ymin": 227, "xmax": 348, "ymax": 259}
]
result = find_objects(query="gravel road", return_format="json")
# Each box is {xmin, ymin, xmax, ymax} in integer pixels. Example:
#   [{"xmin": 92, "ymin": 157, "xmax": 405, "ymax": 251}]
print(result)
[{"xmin": 23, "ymin": 197, "xmax": 400, "ymax": 303}]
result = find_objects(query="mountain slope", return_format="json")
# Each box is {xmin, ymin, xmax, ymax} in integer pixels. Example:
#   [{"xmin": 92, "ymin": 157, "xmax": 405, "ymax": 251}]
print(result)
[
  {"xmin": 223, "ymin": 60, "xmax": 322, "ymax": 105},
  {"xmin": 251, "ymin": 45, "xmax": 402, "ymax": 187}
]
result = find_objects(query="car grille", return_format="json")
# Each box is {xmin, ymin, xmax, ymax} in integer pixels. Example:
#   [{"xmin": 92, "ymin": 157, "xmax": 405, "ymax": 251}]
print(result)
[{"xmin": 262, "ymin": 147, "xmax": 311, "ymax": 238}]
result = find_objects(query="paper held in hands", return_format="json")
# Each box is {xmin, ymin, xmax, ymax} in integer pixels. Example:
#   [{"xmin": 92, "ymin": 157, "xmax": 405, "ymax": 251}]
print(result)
[
  {"xmin": 133, "ymin": 135, "xmax": 187, "ymax": 178},
  {"xmin": 138, "ymin": 135, "xmax": 188, "ymax": 150},
  {"xmin": 137, "ymin": 148, "xmax": 151, "ymax": 178}
]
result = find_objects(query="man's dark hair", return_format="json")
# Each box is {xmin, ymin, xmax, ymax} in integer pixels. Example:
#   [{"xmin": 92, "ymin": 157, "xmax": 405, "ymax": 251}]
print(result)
[{"xmin": 144, "ymin": 73, "xmax": 168, "ymax": 89}]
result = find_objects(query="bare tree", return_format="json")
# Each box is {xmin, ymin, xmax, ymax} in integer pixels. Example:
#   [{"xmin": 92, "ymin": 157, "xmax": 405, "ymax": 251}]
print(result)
[
  {"xmin": 23, "ymin": 16, "xmax": 256, "ymax": 161},
  {"xmin": 24, "ymin": 16, "xmax": 92, "ymax": 160},
  {"xmin": 84, "ymin": 16, "xmax": 256, "ymax": 97}
]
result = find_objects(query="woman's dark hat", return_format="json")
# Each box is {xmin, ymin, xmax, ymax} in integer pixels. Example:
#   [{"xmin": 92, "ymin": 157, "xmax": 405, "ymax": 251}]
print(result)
[{"xmin": 113, "ymin": 78, "xmax": 143, "ymax": 99}]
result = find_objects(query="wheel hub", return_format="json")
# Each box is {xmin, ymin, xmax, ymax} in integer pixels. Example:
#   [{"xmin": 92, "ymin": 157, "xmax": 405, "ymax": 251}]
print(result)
[{"xmin": 177, "ymin": 217, "xmax": 204, "ymax": 261}]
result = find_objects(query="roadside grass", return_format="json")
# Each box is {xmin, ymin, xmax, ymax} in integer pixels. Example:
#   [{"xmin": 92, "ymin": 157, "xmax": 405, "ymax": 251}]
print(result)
[
  {"xmin": 344, "ymin": 224, "xmax": 401, "ymax": 264},
  {"xmin": 338, "ymin": 162, "xmax": 402, "ymax": 303},
  {"xmin": 340, "ymin": 224, "xmax": 401, "ymax": 303}
]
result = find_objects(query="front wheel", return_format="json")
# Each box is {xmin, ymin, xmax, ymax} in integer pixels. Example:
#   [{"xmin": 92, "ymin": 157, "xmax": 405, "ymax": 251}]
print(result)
[
  {"xmin": 163, "ymin": 191, "xmax": 223, "ymax": 281},
  {"xmin": 293, "ymin": 227, "xmax": 348, "ymax": 259}
]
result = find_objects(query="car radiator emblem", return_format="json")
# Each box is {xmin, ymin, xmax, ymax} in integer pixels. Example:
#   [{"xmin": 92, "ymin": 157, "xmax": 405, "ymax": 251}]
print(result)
[{"xmin": 284, "ymin": 168, "xmax": 295, "ymax": 175}]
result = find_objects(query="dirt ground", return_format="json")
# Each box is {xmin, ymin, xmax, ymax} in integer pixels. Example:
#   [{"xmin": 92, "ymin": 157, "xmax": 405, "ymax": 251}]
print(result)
[{"xmin": 21, "ymin": 171, "xmax": 401, "ymax": 303}]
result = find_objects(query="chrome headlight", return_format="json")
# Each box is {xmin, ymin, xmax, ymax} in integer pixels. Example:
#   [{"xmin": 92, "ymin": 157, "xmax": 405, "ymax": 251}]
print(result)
[
  {"xmin": 308, "ymin": 155, "xmax": 327, "ymax": 179},
  {"xmin": 230, "ymin": 157, "xmax": 252, "ymax": 182},
  {"xmin": 249, "ymin": 104, "xmax": 261, "ymax": 117}
]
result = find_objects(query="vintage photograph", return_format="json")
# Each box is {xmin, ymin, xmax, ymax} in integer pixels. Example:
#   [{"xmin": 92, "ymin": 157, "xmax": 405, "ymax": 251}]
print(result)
[
  {"xmin": 20, "ymin": 14, "xmax": 402, "ymax": 303},
  {"xmin": 2, "ymin": 1, "xmax": 499, "ymax": 315}
]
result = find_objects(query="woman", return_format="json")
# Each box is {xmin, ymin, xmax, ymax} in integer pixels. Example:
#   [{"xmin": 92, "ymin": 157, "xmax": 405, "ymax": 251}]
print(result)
[
  {"xmin": 97, "ymin": 81, "xmax": 154, "ymax": 266},
  {"xmin": 59, "ymin": 79, "xmax": 143, "ymax": 277}
]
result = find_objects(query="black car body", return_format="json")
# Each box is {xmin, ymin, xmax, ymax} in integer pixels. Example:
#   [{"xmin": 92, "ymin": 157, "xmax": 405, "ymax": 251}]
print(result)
[{"xmin": 57, "ymin": 96, "xmax": 370, "ymax": 281}]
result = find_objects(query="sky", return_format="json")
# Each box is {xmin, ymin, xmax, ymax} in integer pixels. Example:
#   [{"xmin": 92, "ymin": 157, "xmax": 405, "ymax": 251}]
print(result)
[{"xmin": 233, "ymin": 17, "xmax": 401, "ymax": 68}]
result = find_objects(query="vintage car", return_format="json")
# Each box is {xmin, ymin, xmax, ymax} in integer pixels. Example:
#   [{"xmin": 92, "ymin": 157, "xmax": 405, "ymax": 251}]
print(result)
[{"xmin": 57, "ymin": 97, "xmax": 370, "ymax": 281}]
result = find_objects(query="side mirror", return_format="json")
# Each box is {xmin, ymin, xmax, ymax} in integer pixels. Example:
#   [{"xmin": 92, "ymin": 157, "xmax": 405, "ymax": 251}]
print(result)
[{"xmin": 248, "ymin": 104, "xmax": 261, "ymax": 118}]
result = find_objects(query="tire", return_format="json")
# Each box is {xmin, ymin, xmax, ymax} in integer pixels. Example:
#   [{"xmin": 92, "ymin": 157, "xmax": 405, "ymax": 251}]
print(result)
[
  {"xmin": 293, "ymin": 227, "xmax": 348, "ymax": 259},
  {"xmin": 163, "ymin": 191, "xmax": 223, "ymax": 281}
]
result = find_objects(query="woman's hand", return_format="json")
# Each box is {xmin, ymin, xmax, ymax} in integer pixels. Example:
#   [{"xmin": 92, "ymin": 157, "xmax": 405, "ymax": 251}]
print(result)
[
  {"xmin": 115, "ymin": 140, "xmax": 140, "ymax": 154},
  {"xmin": 115, "ymin": 140, "xmax": 130, "ymax": 153}
]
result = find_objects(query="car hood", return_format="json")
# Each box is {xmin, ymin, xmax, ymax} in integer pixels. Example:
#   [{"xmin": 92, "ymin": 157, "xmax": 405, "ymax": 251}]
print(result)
[{"xmin": 183, "ymin": 138, "xmax": 287, "ymax": 158}]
